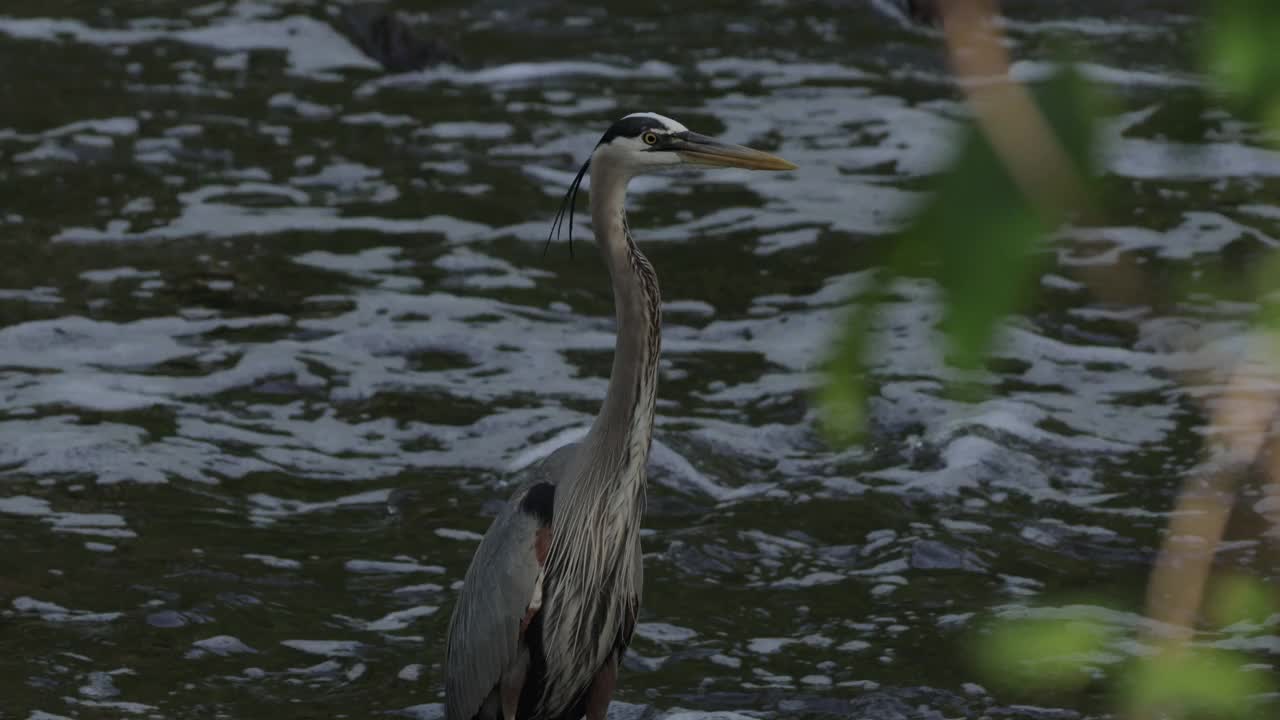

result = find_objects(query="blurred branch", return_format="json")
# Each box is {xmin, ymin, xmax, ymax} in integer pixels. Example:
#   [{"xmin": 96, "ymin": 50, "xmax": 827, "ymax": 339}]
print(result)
[
  {"xmin": 1144, "ymin": 359, "xmax": 1275, "ymax": 641},
  {"xmin": 937, "ymin": 0, "xmax": 1090, "ymax": 219},
  {"xmin": 937, "ymin": 2, "xmax": 1163, "ymax": 321}
]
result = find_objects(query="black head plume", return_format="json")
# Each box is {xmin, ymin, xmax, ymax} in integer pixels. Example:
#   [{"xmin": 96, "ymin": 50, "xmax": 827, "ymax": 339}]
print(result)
[{"xmin": 544, "ymin": 156, "xmax": 591, "ymax": 259}]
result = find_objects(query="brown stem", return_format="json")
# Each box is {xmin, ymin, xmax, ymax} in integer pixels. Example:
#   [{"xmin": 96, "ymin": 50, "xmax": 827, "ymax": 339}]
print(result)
[{"xmin": 938, "ymin": 0, "xmax": 1090, "ymax": 220}]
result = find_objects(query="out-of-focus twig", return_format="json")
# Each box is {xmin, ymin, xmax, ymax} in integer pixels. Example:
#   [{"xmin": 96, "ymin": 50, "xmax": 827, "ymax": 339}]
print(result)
[
  {"xmin": 937, "ymin": 0, "xmax": 1090, "ymax": 219},
  {"xmin": 938, "ymin": 1, "xmax": 1158, "ymax": 313},
  {"xmin": 1144, "ymin": 358, "xmax": 1276, "ymax": 643},
  {"xmin": 1135, "ymin": 351, "xmax": 1279, "ymax": 720}
]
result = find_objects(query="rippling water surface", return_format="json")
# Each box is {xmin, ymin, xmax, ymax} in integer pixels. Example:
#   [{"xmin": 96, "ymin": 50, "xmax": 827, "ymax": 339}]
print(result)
[{"xmin": 2, "ymin": 0, "xmax": 1277, "ymax": 718}]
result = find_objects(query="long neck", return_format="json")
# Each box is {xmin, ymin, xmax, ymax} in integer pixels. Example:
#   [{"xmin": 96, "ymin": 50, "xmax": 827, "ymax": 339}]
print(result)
[
  {"xmin": 536, "ymin": 160, "xmax": 662, "ymax": 716},
  {"xmin": 584, "ymin": 162, "xmax": 662, "ymax": 471}
]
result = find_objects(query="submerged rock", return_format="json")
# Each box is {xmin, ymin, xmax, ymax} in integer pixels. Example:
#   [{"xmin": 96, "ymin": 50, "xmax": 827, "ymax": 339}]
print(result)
[
  {"xmin": 904, "ymin": 0, "xmax": 941, "ymax": 25},
  {"xmin": 910, "ymin": 539, "xmax": 987, "ymax": 572},
  {"xmin": 338, "ymin": 4, "xmax": 459, "ymax": 72}
]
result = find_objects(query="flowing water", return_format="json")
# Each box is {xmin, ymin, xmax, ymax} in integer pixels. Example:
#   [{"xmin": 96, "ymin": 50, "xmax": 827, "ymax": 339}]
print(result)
[{"xmin": 1, "ymin": 1, "xmax": 1277, "ymax": 718}]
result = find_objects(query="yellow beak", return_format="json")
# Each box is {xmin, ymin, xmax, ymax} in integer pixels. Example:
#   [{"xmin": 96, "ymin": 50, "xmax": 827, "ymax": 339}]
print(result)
[{"xmin": 668, "ymin": 132, "xmax": 797, "ymax": 171}]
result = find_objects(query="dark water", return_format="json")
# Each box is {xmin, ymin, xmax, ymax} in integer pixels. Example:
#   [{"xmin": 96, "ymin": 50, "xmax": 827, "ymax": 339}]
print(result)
[{"xmin": 0, "ymin": 1, "xmax": 1276, "ymax": 718}]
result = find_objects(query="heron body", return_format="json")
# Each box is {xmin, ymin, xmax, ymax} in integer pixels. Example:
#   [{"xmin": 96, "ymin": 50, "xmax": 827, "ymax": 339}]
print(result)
[{"xmin": 444, "ymin": 112, "xmax": 795, "ymax": 720}]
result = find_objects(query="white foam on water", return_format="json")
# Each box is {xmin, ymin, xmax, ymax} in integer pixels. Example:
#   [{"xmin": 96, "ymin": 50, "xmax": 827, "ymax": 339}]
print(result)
[
  {"xmin": 79, "ymin": 671, "xmax": 120, "ymax": 699},
  {"xmin": 0, "ymin": 495, "xmax": 52, "ymax": 517},
  {"xmin": 289, "ymin": 659, "xmax": 343, "ymax": 675},
  {"xmin": 341, "ymin": 112, "xmax": 416, "ymax": 128},
  {"xmin": 696, "ymin": 58, "xmax": 873, "ymax": 86},
  {"xmin": 942, "ymin": 519, "xmax": 992, "ymax": 534},
  {"xmin": 291, "ymin": 162, "xmax": 389, "ymax": 196},
  {"xmin": 1065, "ymin": 212, "xmax": 1277, "ymax": 263},
  {"xmin": 79, "ymin": 267, "xmax": 161, "ymax": 284},
  {"xmin": 0, "ymin": 311, "xmax": 287, "ymax": 369},
  {"xmin": 54, "ymin": 183, "xmax": 491, "ymax": 244},
  {"xmin": 506, "ymin": 425, "xmax": 588, "ymax": 473},
  {"xmin": 63, "ymin": 698, "xmax": 157, "ymax": 714},
  {"xmin": 359, "ymin": 605, "xmax": 439, "ymax": 632},
  {"xmin": 0, "ymin": 286, "xmax": 61, "ymax": 304},
  {"xmin": 0, "ymin": 15, "xmax": 377, "ymax": 75},
  {"xmin": 772, "ymin": 571, "xmax": 846, "ymax": 589},
  {"xmin": 12, "ymin": 596, "xmax": 123, "ymax": 623},
  {"xmin": 247, "ymin": 489, "xmax": 392, "ymax": 525},
  {"xmin": 634, "ymin": 622, "xmax": 698, "ymax": 643},
  {"xmin": 679, "ymin": 271, "xmax": 1182, "ymax": 503},
  {"xmin": 190, "ymin": 635, "xmax": 258, "ymax": 656},
  {"xmin": 268, "ymin": 92, "xmax": 335, "ymax": 120},
  {"xmin": 746, "ymin": 637, "xmax": 794, "ymax": 655},
  {"xmin": 710, "ymin": 654, "xmax": 742, "ymax": 668},
  {"xmin": 0, "ymin": 416, "xmax": 275, "ymax": 485},
  {"xmin": 435, "ymin": 247, "xmax": 551, "ymax": 289},
  {"xmin": 422, "ymin": 122, "xmax": 514, "ymax": 140},
  {"xmin": 397, "ymin": 703, "xmax": 443, "ymax": 720},
  {"xmin": 754, "ymin": 227, "xmax": 822, "ymax": 256},
  {"xmin": 1011, "ymin": 60, "xmax": 1196, "ymax": 88},
  {"xmin": 1005, "ymin": 17, "xmax": 1170, "ymax": 38},
  {"xmin": 72, "ymin": 133, "xmax": 114, "ymax": 149},
  {"xmin": 662, "ymin": 299, "xmax": 716, "ymax": 319},
  {"xmin": 1108, "ymin": 136, "xmax": 1280, "ymax": 180},
  {"xmin": 344, "ymin": 559, "xmax": 444, "ymax": 575},
  {"xmin": 295, "ymin": 245, "xmax": 405, "ymax": 273},
  {"xmin": 649, "ymin": 439, "xmax": 772, "ymax": 501},
  {"xmin": 11, "ymin": 116, "xmax": 140, "ymax": 141},
  {"xmin": 13, "ymin": 141, "xmax": 78, "ymax": 163},
  {"xmin": 243, "ymin": 553, "xmax": 301, "ymax": 569},
  {"xmin": 0, "ymin": 494, "xmax": 137, "ymax": 538},
  {"xmin": 434, "ymin": 528, "xmax": 482, "ymax": 541},
  {"xmin": 503, "ymin": 422, "xmax": 766, "ymax": 500},
  {"xmin": 358, "ymin": 60, "xmax": 676, "ymax": 95},
  {"xmin": 280, "ymin": 639, "xmax": 364, "ymax": 657},
  {"xmin": 393, "ymin": 583, "xmax": 444, "ymax": 595},
  {"xmin": 658, "ymin": 710, "xmax": 760, "ymax": 720}
]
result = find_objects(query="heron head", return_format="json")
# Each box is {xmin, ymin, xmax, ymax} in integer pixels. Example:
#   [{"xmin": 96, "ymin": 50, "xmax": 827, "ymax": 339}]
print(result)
[
  {"xmin": 591, "ymin": 112, "xmax": 797, "ymax": 175},
  {"xmin": 545, "ymin": 112, "xmax": 795, "ymax": 257}
]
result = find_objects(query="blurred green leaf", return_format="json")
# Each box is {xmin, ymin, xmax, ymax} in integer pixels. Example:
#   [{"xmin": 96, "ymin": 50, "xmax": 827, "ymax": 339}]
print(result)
[
  {"xmin": 1266, "ymin": 97, "xmax": 1280, "ymax": 139},
  {"xmin": 820, "ymin": 66, "xmax": 1100, "ymax": 443},
  {"xmin": 897, "ymin": 66, "xmax": 1098, "ymax": 372},
  {"xmin": 1251, "ymin": 249, "xmax": 1280, "ymax": 358},
  {"xmin": 975, "ymin": 616, "xmax": 1110, "ymax": 693},
  {"xmin": 1122, "ymin": 649, "xmax": 1270, "ymax": 719},
  {"xmin": 1206, "ymin": 575, "xmax": 1277, "ymax": 628},
  {"xmin": 818, "ymin": 282, "xmax": 882, "ymax": 446},
  {"xmin": 1205, "ymin": 0, "xmax": 1280, "ymax": 129}
]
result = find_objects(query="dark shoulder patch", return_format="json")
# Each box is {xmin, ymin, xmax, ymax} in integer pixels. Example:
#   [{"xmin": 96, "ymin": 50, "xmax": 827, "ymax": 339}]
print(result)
[
  {"xmin": 616, "ymin": 595, "xmax": 640, "ymax": 652},
  {"xmin": 519, "ymin": 482, "xmax": 555, "ymax": 526},
  {"xmin": 598, "ymin": 115, "xmax": 666, "ymax": 146}
]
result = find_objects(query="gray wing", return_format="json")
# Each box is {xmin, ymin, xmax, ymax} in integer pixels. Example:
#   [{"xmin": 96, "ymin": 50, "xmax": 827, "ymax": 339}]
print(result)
[{"xmin": 444, "ymin": 444, "xmax": 578, "ymax": 720}]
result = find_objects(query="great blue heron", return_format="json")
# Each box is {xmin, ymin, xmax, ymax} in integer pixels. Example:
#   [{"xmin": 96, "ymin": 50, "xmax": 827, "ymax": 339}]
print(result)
[{"xmin": 444, "ymin": 112, "xmax": 796, "ymax": 720}]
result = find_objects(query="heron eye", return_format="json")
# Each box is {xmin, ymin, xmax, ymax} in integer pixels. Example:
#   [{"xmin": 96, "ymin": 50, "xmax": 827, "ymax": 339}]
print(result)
[{"xmin": 642, "ymin": 132, "xmax": 658, "ymax": 146}]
